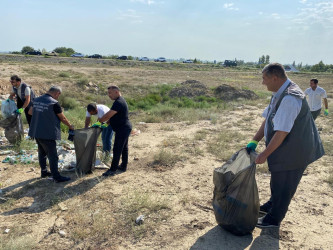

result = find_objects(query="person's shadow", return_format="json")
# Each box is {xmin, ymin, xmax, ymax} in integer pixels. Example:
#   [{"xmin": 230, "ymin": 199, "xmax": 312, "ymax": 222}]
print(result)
[
  {"xmin": 1, "ymin": 172, "xmax": 104, "ymax": 215},
  {"xmin": 190, "ymin": 226, "xmax": 279, "ymax": 250}
]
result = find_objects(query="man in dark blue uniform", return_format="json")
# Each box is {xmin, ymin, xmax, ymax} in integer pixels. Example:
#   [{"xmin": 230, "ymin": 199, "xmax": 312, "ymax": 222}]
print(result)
[
  {"xmin": 99, "ymin": 85, "xmax": 132, "ymax": 177},
  {"xmin": 28, "ymin": 86, "xmax": 74, "ymax": 182}
]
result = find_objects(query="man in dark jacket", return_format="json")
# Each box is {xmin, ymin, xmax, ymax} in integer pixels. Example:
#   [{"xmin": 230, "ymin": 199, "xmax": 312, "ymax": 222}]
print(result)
[
  {"xmin": 246, "ymin": 63, "xmax": 324, "ymax": 228},
  {"xmin": 9, "ymin": 75, "xmax": 35, "ymax": 126},
  {"xmin": 29, "ymin": 86, "xmax": 74, "ymax": 182},
  {"xmin": 99, "ymin": 85, "xmax": 132, "ymax": 177}
]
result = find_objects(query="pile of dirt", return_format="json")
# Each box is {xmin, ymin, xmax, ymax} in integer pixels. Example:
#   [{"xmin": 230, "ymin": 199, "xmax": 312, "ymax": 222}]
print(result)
[
  {"xmin": 169, "ymin": 80, "xmax": 209, "ymax": 98},
  {"xmin": 214, "ymin": 84, "xmax": 258, "ymax": 101}
]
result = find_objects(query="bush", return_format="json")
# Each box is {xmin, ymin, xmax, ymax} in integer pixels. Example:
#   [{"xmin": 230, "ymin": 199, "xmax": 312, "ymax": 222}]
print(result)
[
  {"xmin": 59, "ymin": 93, "xmax": 79, "ymax": 109},
  {"xmin": 76, "ymin": 78, "xmax": 89, "ymax": 87},
  {"xmin": 58, "ymin": 72, "xmax": 70, "ymax": 78}
]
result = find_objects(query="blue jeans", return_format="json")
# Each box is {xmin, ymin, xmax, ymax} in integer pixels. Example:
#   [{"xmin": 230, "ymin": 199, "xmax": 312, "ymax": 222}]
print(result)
[{"xmin": 101, "ymin": 125, "xmax": 113, "ymax": 153}]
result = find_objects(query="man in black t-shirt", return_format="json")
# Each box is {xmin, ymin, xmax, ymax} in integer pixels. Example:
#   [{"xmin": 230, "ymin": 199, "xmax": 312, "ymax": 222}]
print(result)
[{"xmin": 99, "ymin": 85, "xmax": 132, "ymax": 177}]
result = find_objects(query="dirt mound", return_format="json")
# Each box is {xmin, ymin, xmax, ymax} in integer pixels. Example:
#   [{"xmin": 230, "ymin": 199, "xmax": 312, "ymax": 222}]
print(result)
[
  {"xmin": 169, "ymin": 80, "xmax": 209, "ymax": 98},
  {"xmin": 214, "ymin": 84, "xmax": 258, "ymax": 101}
]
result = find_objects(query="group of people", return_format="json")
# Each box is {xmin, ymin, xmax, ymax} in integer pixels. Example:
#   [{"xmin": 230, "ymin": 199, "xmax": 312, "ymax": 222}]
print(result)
[
  {"xmin": 8, "ymin": 76, "xmax": 131, "ymax": 182},
  {"xmin": 7, "ymin": 62, "xmax": 328, "ymax": 229}
]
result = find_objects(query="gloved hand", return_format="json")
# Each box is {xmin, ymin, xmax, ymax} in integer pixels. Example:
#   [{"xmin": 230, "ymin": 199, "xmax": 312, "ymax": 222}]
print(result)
[
  {"xmin": 91, "ymin": 121, "xmax": 101, "ymax": 128},
  {"xmin": 68, "ymin": 129, "xmax": 75, "ymax": 142},
  {"xmin": 101, "ymin": 123, "xmax": 108, "ymax": 129},
  {"xmin": 246, "ymin": 140, "xmax": 258, "ymax": 154},
  {"xmin": 16, "ymin": 108, "xmax": 24, "ymax": 114},
  {"xmin": 324, "ymin": 109, "xmax": 328, "ymax": 116}
]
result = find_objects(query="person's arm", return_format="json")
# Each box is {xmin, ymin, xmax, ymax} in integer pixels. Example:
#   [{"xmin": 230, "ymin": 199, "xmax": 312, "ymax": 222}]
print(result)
[
  {"xmin": 22, "ymin": 95, "xmax": 31, "ymax": 109},
  {"xmin": 84, "ymin": 117, "xmax": 91, "ymax": 128},
  {"xmin": 252, "ymin": 119, "xmax": 266, "ymax": 142},
  {"xmin": 9, "ymin": 92, "xmax": 16, "ymax": 100},
  {"xmin": 57, "ymin": 113, "xmax": 74, "ymax": 130},
  {"xmin": 255, "ymin": 131, "xmax": 288, "ymax": 164},
  {"xmin": 98, "ymin": 109, "xmax": 117, "ymax": 123},
  {"xmin": 323, "ymin": 98, "xmax": 328, "ymax": 109}
]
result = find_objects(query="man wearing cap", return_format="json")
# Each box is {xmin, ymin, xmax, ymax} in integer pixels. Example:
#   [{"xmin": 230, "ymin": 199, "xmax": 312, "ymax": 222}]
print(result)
[
  {"xmin": 9, "ymin": 75, "xmax": 35, "ymax": 126},
  {"xmin": 246, "ymin": 63, "xmax": 324, "ymax": 228},
  {"xmin": 304, "ymin": 78, "xmax": 328, "ymax": 120}
]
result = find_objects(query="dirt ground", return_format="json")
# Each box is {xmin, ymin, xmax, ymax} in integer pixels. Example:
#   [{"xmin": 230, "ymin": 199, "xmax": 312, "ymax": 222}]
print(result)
[{"xmin": 0, "ymin": 57, "xmax": 332, "ymax": 249}]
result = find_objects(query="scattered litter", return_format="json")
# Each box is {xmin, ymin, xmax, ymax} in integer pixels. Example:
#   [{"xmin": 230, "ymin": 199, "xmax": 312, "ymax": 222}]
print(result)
[
  {"xmin": 59, "ymin": 230, "xmax": 66, "ymax": 237},
  {"xmin": 0, "ymin": 150, "xmax": 14, "ymax": 155},
  {"xmin": 138, "ymin": 122, "xmax": 146, "ymax": 124},
  {"xmin": 4, "ymin": 229, "xmax": 10, "ymax": 234},
  {"xmin": 94, "ymin": 159, "xmax": 109, "ymax": 169},
  {"xmin": 134, "ymin": 157, "xmax": 139, "ymax": 161},
  {"xmin": 131, "ymin": 129, "xmax": 141, "ymax": 136},
  {"xmin": 58, "ymin": 203, "xmax": 68, "ymax": 211},
  {"xmin": 135, "ymin": 215, "xmax": 145, "ymax": 225}
]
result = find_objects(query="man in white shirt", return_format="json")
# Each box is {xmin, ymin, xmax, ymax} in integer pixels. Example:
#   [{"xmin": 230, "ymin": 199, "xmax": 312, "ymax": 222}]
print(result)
[
  {"xmin": 85, "ymin": 103, "xmax": 113, "ymax": 156},
  {"xmin": 304, "ymin": 79, "xmax": 328, "ymax": 120},
  {"xmin": 246, "ymin": 63, "xmax": 324, "ymax": 228}
]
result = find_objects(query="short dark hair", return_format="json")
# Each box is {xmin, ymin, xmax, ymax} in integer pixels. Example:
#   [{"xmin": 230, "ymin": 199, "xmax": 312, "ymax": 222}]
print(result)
[
  {"xmin": 10, "ymin": 75, "xmax": 21, "ymax": 82},
  {"xmin": 262, "ymin": 63, "xmax": 287, "ymax": 79},
  {"xmin": 108, "ymin": 85, "xmax": 119, "ymax": 91},
  {"xmin": 49, "ymin": 86, "xmax": 62, "ymax": 94},
  {"xmin": 310, "ymin": 78, "xmax": 318, "ymax": 84},
  {"xmin": 87, "ymin": 103, "xmax": 97, "ymax": 112}
]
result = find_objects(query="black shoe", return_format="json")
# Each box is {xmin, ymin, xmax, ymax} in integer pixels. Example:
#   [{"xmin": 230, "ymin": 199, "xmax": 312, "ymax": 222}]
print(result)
[
  {"xmin": 41, "ymin": 171, "xmax": 52, "ymax": 178},
  {"xmin": 54, "ymin": 176, "xmax": 71, "ymax": 183},
  {"xmin": 117, "ymin": 165, "xmax": 127, "ymax": 172},
  {"xmin": 256, "ymin": 215, "xmax": 280, "ymax": 228},
  {"xmin": 102, "ymin": 169, "xmax": 116, "ymax": 177},
  {"xmin": 260, "ymin": 201, "xmax": 272, "ymax": 214}
]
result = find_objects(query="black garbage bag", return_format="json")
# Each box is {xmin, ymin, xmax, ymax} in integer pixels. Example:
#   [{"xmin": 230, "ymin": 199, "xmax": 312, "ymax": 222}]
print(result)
[
  {"xmin": 212, "ymin": 148, "xmax": 259, "ymax": 235},
  {"xmin": 0, "ymin": 114, "xmax": 24, "ymax": 144},
  {"xmin": 73, "ymin": 127, "xmax": 102, "ymax": 174}
]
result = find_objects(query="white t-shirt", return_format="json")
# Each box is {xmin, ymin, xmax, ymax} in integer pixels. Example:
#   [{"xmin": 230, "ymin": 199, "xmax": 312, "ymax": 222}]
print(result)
[
  {"xmin": 304, "ymin": 86, "xmax": 327, "ymax": 111},
  {"xmin": 86, "ymin": 104, "xmax": 110, "ymax": 119},
  {"xmin": 262, "ymin": 95, "xmax": 302, "ymax": 137},
  {"xmin": 12, "ymin": 83, "xmax": 31, "ymax": 99}
]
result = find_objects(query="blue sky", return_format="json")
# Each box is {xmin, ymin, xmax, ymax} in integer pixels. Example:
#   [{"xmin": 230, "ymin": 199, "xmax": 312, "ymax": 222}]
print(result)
[{"xmin": 1, "ymin": 0, "xmax": 332, "ymax": 64}]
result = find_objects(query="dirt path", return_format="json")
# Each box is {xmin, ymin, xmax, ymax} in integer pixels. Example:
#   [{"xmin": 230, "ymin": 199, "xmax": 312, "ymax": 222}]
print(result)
[{"xmin": 1, "ymin": 106, "xmax": 332, "ymax": 249}]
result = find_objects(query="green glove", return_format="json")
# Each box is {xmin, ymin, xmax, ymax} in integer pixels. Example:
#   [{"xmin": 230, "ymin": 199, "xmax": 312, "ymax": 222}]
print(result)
[
  {"xmin": 16, "ymin": 108, "xmax": 24, "ymax": 114},
  {"xmin": 101, "ymin": 123, "xmax": 108, "ymax": 129},
  {"xmin": 246, "ymin": 140, "xmax": 258, "ymax": 153},
  {"xmin": 324, "ymin": 109, "xmax": 328, "ymax": 116},
  {"xmin": 91, "ymin": 121, "xmax": 101, "ymax": 128}
]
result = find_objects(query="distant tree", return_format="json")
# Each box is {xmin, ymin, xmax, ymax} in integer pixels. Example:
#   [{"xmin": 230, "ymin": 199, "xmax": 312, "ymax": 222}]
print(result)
[
  {"xmin": 11, "ymin": 51, "xmax": 21, "ymax": 54},
  {"xmin": 260, "ymin": 55, "xmax": 265, "ymax": 64},
  {"xmin": 53, "ymin": 47, "xmax": 75, "ymax": 57},
  {"xmin": 127, "ymin": 55, "xmax": 133, "ymax": 60},
  {"xmin": 297, "ymin": 62, "xmax": 302, "ymax": 69},
  {"xmin": 42, "ymin": 48, "xmax": 47, "ymax": 54},
  {"xmin": 311, "ymin": 61, "xmax": 327, "ymax": 72},
  {"xmin": 292, "ymin": 61, "xmax": 296, "ymax": 67},
  {"xmin": 265, "ymin": 55, "xmax": 270, "ymax": 64},
  {"xmin": 21, "ymin": 46, "xmax": 35, "ymax": 54}
]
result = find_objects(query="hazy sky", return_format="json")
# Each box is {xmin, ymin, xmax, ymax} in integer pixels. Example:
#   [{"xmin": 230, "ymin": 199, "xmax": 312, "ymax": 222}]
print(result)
[{"xmin": 1, "ymin": 0, "xmax": 332, "ymax": 64}]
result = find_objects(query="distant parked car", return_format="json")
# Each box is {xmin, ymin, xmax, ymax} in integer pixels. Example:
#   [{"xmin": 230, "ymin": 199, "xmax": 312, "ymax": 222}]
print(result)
[
  {"xmin": 71, "ymin": 53, "xmax": 84, "ymax": 57},
  {"xmin": 223, "ymin": 60, "xmax": 237, "ymax": 67},
  {"xmin": 44, "ymin": 51, "xmax": 58, "ymax": 56},
  {"xmin": 117, "ymin": 56, "xmax": 128, "ymax": 60},
  {"xmin": 154, "ymin": 57, "xmax": 166, "ymax": 62},
  {"xmin": 139, "ymin": 57, "xmax": 149, "ymax": 61},
  {"xmin": 183, "ymin": 59, "xmax": 193, "ymax": 63},
  {"xmin": 26, "ymin": 51, "xmax": 42, "ymax": 55},
  {"xmin": 88, "ymin": 54, "xmax": 102, "ymax": 59}
]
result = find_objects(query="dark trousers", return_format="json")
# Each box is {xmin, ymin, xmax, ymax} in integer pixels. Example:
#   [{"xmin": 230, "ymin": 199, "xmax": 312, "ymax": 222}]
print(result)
[
  {"xmin": 264, "ymin": 166, "xmax": 306, "ymax": 224},
  {"xmin": 311, "ymin": 109, "xmax": 321, "ymax": 120},
  {"xmin": 24, "ymin": 107, "xmax": 32, "ymax": 126},
  {"xmin": 36, "ymin": 138, "xmax": 61, "ymax": 179},
  {"xmin": 110, "ymin": 127, "xmax": 131, "ymax": 171}
]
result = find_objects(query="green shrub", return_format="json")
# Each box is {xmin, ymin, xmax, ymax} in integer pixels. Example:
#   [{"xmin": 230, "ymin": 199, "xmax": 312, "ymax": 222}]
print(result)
[
  {"xmin": 58, "ymin": 72, "xmax": 70, "ymax": 78},
  {"xmin": 59, "ymin": 94, "xmax": 79, "ymax": 110},
  {"xmin": 77, "ymin": 78, "xmax": 89, "ymax": 87}
]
